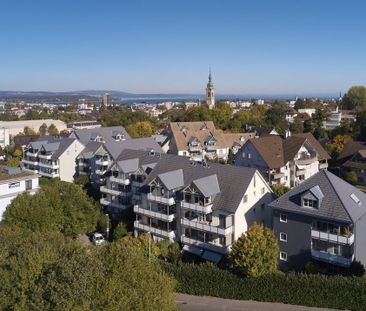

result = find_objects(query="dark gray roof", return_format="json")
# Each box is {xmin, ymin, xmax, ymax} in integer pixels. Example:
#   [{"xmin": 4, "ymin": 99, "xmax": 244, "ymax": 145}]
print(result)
[
  {"xmin": 269, "ymin": 170, "xmax": 366, "ymax": 223},
  {"xmin": 70, "ymin": 126, "xmax": 131, "ymax": 145},
  {"xmin": 117, "ymin": 158, "xmax": 139, "ymax": 173},
  {"xmin": 193, "ymin": 174, "xmax": 220, "ymax": 197},
  {"xmin": 30, "ymin": 136, "xmax": 79, "ymax": 160},
  {"xmin": 78, "ymin": 142, "xmax": 104, "ymax": 159},
  {"xmin": 158, "ymin": 169, "xmax": 184, "ymax": 190}
]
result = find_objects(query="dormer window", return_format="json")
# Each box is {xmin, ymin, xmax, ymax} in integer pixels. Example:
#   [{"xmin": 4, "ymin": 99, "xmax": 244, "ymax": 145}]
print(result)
[
  {"xmin": 303, "ymin": 198, "xmax": 318, "ymax": 208},
  {"xmin": 115, "ymin": 133, "xmax": 125, "ymax": 141}
]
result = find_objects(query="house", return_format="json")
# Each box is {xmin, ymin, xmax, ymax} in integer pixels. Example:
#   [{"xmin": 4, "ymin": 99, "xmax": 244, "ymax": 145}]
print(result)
[
  {"xmin": 235, "ymin": 132, "xmax": 330, "ymax": 188},
  {"xmin": 12, "ymin": 135, "xmax": 40, "ymax": 151},
  {"xmin": 67, "ymin": 121, "xmax": 101, "ymax": 130},
  {"xmin": 22, "ymin": 137, "xmax": 85, "ymax": 182},
  {"xmin": 0, "ymin": 166, "xmax": 39, "ymax": 221},
  {"xmin": 101, "ymin": 149, "xmax": 274, "ymax": 262},
  {"xmin": 338, "ymin": 141, "xmax": 366, "ymax": 185},
  {"xmin": 163, "ymin": 121, "xmax": 254, "ymax": 161},
  {"xmin": 324, "ymin": 106, "xmax": 342, "ymax": 130},
  {"xmin": 269, "ymin": 170, "xmax": 366, "ymax": 271},
  {"xmin": 244, "ymin": 125, "xmax": 279, "ymax": 138},
  {"xmin": 69, "ymin": 126, "xmax": 131, "ymax": 145},
  {"xmin": 77, "ymin": 137, "xmax": 163, "ymax": 186}
]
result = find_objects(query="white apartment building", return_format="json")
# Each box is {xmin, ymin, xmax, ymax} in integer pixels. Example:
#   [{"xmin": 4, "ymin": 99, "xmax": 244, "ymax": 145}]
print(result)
[
  {"xmin": 22, "ymin": 137, "xmax": 85, "ymax": 182},
  {"xmin": 0, "ymin": 167, "xmax": 39, "ymax": 221},
  {"xmin": 0, "ymin": 119, "xmax": 67, "ymax": 137},
  {"xmin": 235, "ymin": 133, "xmax": 330, "ymax": 188},
  {"xmin": 102, "ymin": 149, "xmax": 274, "ymax": 263},
  {"xmin": 0, "ymin": 128, "xmax": 10, "ymax": 148}
]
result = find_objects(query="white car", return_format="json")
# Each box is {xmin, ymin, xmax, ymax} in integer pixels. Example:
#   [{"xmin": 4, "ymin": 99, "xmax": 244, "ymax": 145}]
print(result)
[{"xmin": 92, "ymin": 232, "xmax": 105, "ymax": 245}]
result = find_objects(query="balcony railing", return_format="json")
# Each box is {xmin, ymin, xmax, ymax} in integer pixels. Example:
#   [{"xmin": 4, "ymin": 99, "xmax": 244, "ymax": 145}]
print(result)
[
  {"xmin": 95, "ymin": 158, "xmax": 109, "ymax": 166},
  {"xmin": 39, "ymin": 171, "xmax": 59, "ymax": 178},
  {"xmin": 38, "ymin": 161, "xmax": 59, "ymax": 169},
  {"xmin": 181, "ymin": 235, "xmax": 229, "ymax": 255},
  {"xmin": 100, "ymin": 186, "xmax": 121, "ymax": 196},
  {"xmin": 319, "ymin": 162, "xmax": 328, "ymax": 170},
  {"xmin": 26, "ymin": 150, "xmax": 38, "ymax": 157},
  {"xmin": 311, "ymin": 229, "xmax": 354, "ymax": 245},
  {"xmin": 132, "ymin": 180, "xmax": 144, "ymax": 187},
  {"xmin": 22, "ymin": 167, "xmax": 39, "ymax": 174},
  {"xmin": 22, "ymin": 159, "xmax": 39, "ymax": 166},
  {"xmin": 189, "ymin": 145, "xmax": 202, "ymax": 152},
  {"xmin": 181, "ymin": 218, "xmax": 232, "ymax": 235},
  {"xmin": 181, "ymin": 201, "xmax": 213, "ymax": 214},
  {"xmin": 271, "ymin": 172, "xmax": 284, "ymax": 179},
  {"xmin": 100, "ymin": 198, "xmax": 130, "ymax": 209},
  {"xmin": 110, "ymin": 176, "xmax": 130, "ymax": 185},
  {"xmin": 133, "ymin": 205, "xmax": 175, "ymax": 222},
  {"xmin": 296, "ymin": 155, "xmax": 317, "ymax": 165},
  {"xmin": 311, "ymin": 249, "xmax": 354, "ymax": 267},
  {"xmin": 134, "ymin": 220, "xmax": 175, "ymax": 239},
  {"xmin": 147, "ymin": 193, "xmax": 175, "ymax": 205},
  {"xmin": 38, "ymin": 153, "xmax": 53, "ymax": 160},
  {"xmin": 296, "ymin": 169, "xmax": 305, "ymax": 176},
  {"xmin": 206, "ymin": 144, "xmax": 217, "ymax": 151},
  {"xmin": 96, "ymin": 169, "xmax": 107, "ymax": 175}
]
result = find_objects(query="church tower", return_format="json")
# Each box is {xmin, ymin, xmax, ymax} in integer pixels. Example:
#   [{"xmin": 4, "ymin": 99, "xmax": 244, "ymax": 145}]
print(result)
[{"xmin": 206, "ymin": 68, "xmax": 215, "ymax": 109}]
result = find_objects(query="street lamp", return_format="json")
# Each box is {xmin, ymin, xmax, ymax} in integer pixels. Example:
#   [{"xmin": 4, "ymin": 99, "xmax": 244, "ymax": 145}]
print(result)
[
  {"xmin": 147, "ymin": 231, "xmax": 151, "ymax": 264},
  {"xmin": 105, "ymin": 213, "xmax": 109, "ymax": 241}
]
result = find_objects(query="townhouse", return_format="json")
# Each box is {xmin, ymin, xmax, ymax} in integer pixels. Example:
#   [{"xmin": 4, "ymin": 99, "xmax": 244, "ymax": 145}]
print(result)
[
  {"xmin": 77, "ymin": 137, "xmax": 163, "ymax": 186},
  {"xmin": 0, "ymin": 166, "xmax": 39, "ymax": 220},
  {"xmin": 162, "ymin": 121, "xmax": 254, "ymax": 161},
  {"xmin": 102, "ymin": 149, "xmax": 274, "ymax": 262},
  {"xmin": 269, "ymin": 170, "xmax": 366, "ymax": 270},
  {"xmin": 22, "ymin": 137, "xmax": 85, "ymax": 182},
  {"xmin": 235, "ymin": 132, "xmax": 330, "ymax": 188}
]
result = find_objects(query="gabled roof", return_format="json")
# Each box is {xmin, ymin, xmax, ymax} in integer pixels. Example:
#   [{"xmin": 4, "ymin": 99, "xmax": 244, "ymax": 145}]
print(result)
[
  {"xmin": 29, "ymin": 136, "xmax": 79, "ymax": 160},
  {"xmin": 269, "ymin": 170, "xmax": 366, "ymax": 223},
  {"xmin": 193, "ymin": 174, "xmax": 220, "ymax": 197},
  {"xmin": 157, "ymin": 169, "xmax": 184, "ymax": 190},
  {"xmin": 117, "ymin": 158, "xmax": 139, "ymax": 174},
  {"xmin": 70, "ymin": 126, "xmax": 131, "ymax": 145},
  {"xmin": 338, "ymin": 141, "xmax": 366, "ymax": 162},
  {"xmin": 292, "ymin": 132, "xmax": 331, "ymax": 161}
]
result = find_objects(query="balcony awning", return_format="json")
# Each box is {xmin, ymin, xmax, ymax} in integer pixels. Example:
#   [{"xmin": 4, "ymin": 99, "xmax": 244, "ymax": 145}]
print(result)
[
  {"xmin": 201, "ymin": 250, "xmax": 223, "ymax": 263},
  {"xmin": 182, "ymin": 245, "xmax": 203, "ymax": 257}
]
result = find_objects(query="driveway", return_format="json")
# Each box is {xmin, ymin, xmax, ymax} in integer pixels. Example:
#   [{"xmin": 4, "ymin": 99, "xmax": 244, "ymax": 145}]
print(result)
[{"xmin": 176, "ymin": 294, "xmax": 344, "ymax": 311}]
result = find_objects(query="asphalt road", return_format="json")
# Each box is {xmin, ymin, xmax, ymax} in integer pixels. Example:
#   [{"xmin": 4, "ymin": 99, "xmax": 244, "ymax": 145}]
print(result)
[{"xmin": 176, "ymin": 294, "xmax": 343, "ymax": 311}]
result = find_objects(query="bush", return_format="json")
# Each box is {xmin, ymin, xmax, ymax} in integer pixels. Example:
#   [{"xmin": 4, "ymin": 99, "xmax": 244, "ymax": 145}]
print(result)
[
  {"xmin": 112, "ymin": 222, "xmax": 128, "ymax": 241},
  {"xmin": 161, "ymin": 261, "xmax": 366, "ymax": 311}
]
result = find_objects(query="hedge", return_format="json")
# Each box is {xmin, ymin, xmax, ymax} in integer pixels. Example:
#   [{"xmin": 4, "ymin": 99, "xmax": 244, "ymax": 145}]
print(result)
[{"xmin": 161, "ymin": 262, "xmax": 366, "ymax": 311}]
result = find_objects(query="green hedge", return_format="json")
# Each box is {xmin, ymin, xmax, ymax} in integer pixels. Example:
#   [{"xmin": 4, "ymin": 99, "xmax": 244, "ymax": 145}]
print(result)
[{"xmin": 162, "ymin": 262, "xmax": 366, "ymax": 311}]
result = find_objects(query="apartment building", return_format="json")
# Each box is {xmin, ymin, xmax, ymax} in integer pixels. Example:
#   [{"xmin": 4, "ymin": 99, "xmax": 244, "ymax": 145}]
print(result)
[
  {"xmin": 69, "ymin": 126, "xmax": 130, "ymax": 145},
  {"xmin": 163, "ymin": 121, "xmax": 254, "ymax": 161},
  {"xmin": 269, "ymin": 170, "xmax": 366, "ymax": 270},
  {"xmin": 0, "ymin": 167, "xmax": 39, "ymax": 221},
  {"xmin": 22, "ymin": 137, "xmax": 85, "ymax": 182},
  {"xmin": 0, "ymin": 119, "xmax": 67, "ymax": 137},
  {"xmin": 77, "ymin": 137, "xmax": 163, "ymax": 186},
  {"xmin": 102, "ymin": 149, "xmax": 274, "ymax": 263},
  {"xmin": 235, "ymin": 132, "xmax": 330, "ymax": 188}
]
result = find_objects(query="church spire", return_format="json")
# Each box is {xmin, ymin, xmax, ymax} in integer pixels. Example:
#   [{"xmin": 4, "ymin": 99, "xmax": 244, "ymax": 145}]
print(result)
[{"xmin": 206, "ymin": 67, "xmax": 215, "ymax": 109}]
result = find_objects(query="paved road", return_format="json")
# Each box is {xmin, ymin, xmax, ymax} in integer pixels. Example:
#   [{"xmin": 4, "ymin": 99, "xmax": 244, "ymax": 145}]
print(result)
[{"xmin": 176, "ymin": 294, "xmax": 343, "ymax": 311}]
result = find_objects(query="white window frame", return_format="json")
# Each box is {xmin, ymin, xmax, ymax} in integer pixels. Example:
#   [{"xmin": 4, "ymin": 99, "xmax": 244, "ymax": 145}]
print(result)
[
  {"xmin": 280, "ymin": 213, "xmax": 287, "ymax": 223},
  {"xmin": 280, "ymin": 232, "xmax": 287, "ymax": 242},
  {"xmin": 280, "ymin": 251, "xmax": 287, "ymax": 261}
]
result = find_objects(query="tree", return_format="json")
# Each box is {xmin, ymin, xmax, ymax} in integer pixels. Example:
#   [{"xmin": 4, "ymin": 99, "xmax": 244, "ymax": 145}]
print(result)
[
  {"xmin": 126, "ymin": 121, "xmax": 154, "ymax": 138},
  {"xmin": 3, "ymin": 179, "xmax": 99, "ymax": 236},
  {"xmin": 342, "ymin": 86, "xmax": 366, "ymax": 110},
  {"xmin": 6, "ymin": 157, "xmax": 19, "ymax": 167},
  {"xmin": 230, "ymin": 223, "xmax": 279, "ymax": 277},
  {"xmin": 331, "ymin": 135, "xmax": 352, "ymax": 155},
  {"xmin": 24, "ymin": 126, "xmax": 37, "ymax": 135},
  {"xmin": 344, "ymin": 170, "xmax": 358, "ymax": 184},
  {"xmin": 59, "ymin": 129, "xmax": 70, "ymax": 137},
  {"xmin": 112, "ymin": 222, "xmax": 128, "ymax": 241},
  {"xmin": 48, "ymin": 123, "xmax": 59, "ymax": 136},
  {"xmin": 12, "ymin": 148, "xmax": 22, "ymax": 158},
  {"xmin": 39, "ymin": 123, "xmax": 48, "ymax": 135},
  {"xmin": 271, "ymin": 184, "xmax": 290, "ymax": 197}
]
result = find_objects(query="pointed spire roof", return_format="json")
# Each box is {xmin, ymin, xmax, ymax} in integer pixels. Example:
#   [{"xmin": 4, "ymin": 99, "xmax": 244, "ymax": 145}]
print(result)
[{"xmin": 207, "ymin": 67, "xmax": 214, "ymax": 88}]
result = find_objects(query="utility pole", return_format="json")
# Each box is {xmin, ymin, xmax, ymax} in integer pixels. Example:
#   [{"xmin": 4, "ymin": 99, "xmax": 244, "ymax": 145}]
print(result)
[{"xmin": 105, "ymin": 213, "xmax": 109, "ymax": 241}]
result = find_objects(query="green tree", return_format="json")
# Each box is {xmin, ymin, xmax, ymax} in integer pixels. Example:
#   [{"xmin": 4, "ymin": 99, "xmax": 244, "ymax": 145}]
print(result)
[
  {"xmin": 6, "ymin": 157, "xmax": 20, "ymax": 167},
  {"xmin": 271, "ymin": 184, "xmax": 290, "ymax": 197},
  {"xmin": 112, "ymin": 222, "xmax": 128, "ymax": 241},
  {"xmin": 230, "ymin": 223, "xmax": 279, "ymax": 277},
  {"xmin": 3, "ymin": 179, "xmax": 99, "ymax": 236},
  {"xmin": 39, "ymin": 122, "xmax": 48, "ymax": 135},
  {"xmin": 48, "ymin": 123, "xmax": 59, "ymax": 136},
  {"xmin": 12, "ymin": 148, "xmax": 22, "ymax": 158},
  {"xmin": 126, "ymin": 121, "xmax": 155, "ymax": 138},
  {"xmin": 24, "ymin": 126, "xmax": 37, "ymax": 135},
  {"xmin": 344, "ymin": 170, "xmax": 358, "ymax": 184},
  {"xmin": 343, "ymin": 86, "xmax": 366, "ymax": 110}
]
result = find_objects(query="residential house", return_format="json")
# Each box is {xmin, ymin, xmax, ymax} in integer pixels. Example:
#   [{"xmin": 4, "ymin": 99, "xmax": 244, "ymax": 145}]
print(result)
[
  {"xmin": 235, "ymin": 132, "xmax": 330, "ymax": 188},
  {"xmin": 22, "ymin": 137, "xmax": 85, "ymax": 182},
  {"xmin": 338, "ymin": 141, "xmax": 366, "ymax": 185},
  {"xmin": 0, "ymin": 166, "xmax": 39, "ymax": 220},
  {"xmin": 269, "ymin": 170, "xmax": 366, "ymax": 270},
  {"xmin": 163, "ymin": 121, "xmax": 254, "ymax": 161}
]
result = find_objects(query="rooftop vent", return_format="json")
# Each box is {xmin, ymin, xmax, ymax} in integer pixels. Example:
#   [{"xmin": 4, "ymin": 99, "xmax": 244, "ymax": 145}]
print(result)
[
  {"xmin": 350, "ymin": 193, "xmax": 362, "ymax": 205},
  {"xmin": 149, "ymin": 149, "xmax": 155, "ymax": 156}
]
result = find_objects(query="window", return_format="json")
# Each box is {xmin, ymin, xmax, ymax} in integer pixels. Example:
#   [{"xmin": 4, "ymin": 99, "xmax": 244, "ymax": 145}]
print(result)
[
  {"xmin": 253, "ymin": 175, "xmax": 256, "ymax": 187},
  {"xmin": 261, "ymin": 203, "xmax": 265, "ymax": 210},
  {"xmin": 248, "ymin": 153, "xmax": 251, "ymax": 159},
  {"xmin": 243, "ymin": 194, "xmax": 248, "ymax": 203},
  {"xmin": 9, "ymin": 182, "xmax": 20, "ymax": 189},
  {"xmin": 280, "ymin": 251, "xmax": 287, "ymax": 261},
  {"xmin": 242, "ymin": 152, "xmax": 246, "ymax": 158},
  {"xmin": 25, "ymin": 180, "xmax": 32, "ymax": 190},
  {"xmin": 303, "ymin": 198, "xmax": 317, "ymax": 208},
  {"xmin": 253, "ymin": 191, "xmax": 256, "ymax": 197},
  {"xmin": 261, "ymin": 187, "xmax": 265, "ymax": 194},
  {"xmin": 280, "ymin": 213, "xmax": 287, "ymax": 223},
  {"xmin": 253, "ymin": 207, "xmax": 256, "ymax": 214},
  {"xmin": 280, "ymin": 232, "xmax": 287, "ymax": 242}
]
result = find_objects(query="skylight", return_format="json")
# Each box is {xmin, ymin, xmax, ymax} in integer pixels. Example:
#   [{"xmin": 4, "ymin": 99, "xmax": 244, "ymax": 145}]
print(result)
[{"xmin": 350, "ymin": 193, "xmax": 361, "ymax": 205}]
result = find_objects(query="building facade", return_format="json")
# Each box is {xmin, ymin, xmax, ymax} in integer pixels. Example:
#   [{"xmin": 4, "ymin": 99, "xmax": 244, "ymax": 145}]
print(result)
[{"xmin": 206, "ymin": 70, "xmax": 215, "ymax": 110}]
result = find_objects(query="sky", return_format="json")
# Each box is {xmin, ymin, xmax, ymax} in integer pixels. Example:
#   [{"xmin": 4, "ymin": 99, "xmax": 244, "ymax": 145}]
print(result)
[{"xmin": 0, "ymin": 0, "xmax": 366, "ymax": 96}]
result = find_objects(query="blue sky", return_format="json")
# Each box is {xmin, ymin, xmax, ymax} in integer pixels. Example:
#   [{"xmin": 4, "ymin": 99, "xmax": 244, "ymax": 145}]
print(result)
[{"xmin": 0, "ymin": 0, "xmax": 365, "ymax": 95}]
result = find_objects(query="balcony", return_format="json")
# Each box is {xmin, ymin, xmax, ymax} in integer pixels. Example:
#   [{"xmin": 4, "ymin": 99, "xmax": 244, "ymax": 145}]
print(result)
[
  {"xmin": 181, "ymin": 218, "xmax": 233, "ymax": 235},
  {"xmin": 181, "ymin": 201, "xmax": 212, "ymax": 214},
  {"xmin": 96, "ymin": 169, "xmax": 107, "ymax": 175},
  {"xmin": 206, "ymin": 144, "xmax": 217, "ymax": 151},
  {"xmin": 311, "ymin": 249, "xmax": 354, "ymax": 267},
  {"xmin": 147, "ymin": 193, "xmax": 175, "ymax": 205},
  {"xmin": 38, "ymin": 153, "xmax": 53, "ymax": 160},
  {"xmin": 132, "ymin": 180, "xmax": 144, "ymax": 187},
  {"xmin": 319, "ymin": 162, "xmax": 328, "ymax": 170},
  {"xmin": 133, "ymin": 205, "xmax": 175, "ymax": 222},
  {"xmin": 132, "ymin": 193, "xmax": 141, "ymax": 201},
  {"xmin": 100, "ymin": 198, "xmax": 129, "ymax": 209},
  {"xmin": 95, "ymin": 158, "xmax": 109, "ymax": 166},
  {"xmin": 22, "ymin": 167, "xmax": 38, "ymax": 174},
  {"xmin": 100, "ymin": 186, "xmax": 121, "ymax": 196},
  {"xmin": 134, "ymin": 220, "xmax": 175, "ymax": 239},
  {"xmin": 39, "ymin": 171, "xmax": 59, "ymax": 178},
  {"xmin": 110, "ymin": 176, "xmax": 130, "ymax": 185},
  {"xmin": 271, "ymin": 172, "xmax": 284, "ymax": 180},
  {"xmin": 181, "ymin": 235, "xmax": 229, "ymax": 255},
  {"xmin": 38, "ymin": 161, "xmax": 59, "ymax": 169},
  {"xmin": 311, "ymin": 229, "xmax": 354, "ymax": 245},
  {"xmin": 189, "ymin": 145, "xmax": 202, "ymax": 152},
  {"xmin": 296, "ymin": 169, "xmax": 305, "ymax": 177},
  {"xmin": 296, "ymin": 155, "xmax": 317, "ymax": 165},
  {"xmin": 26, "ymin": 150, "xmax": 39, "ymax": 157},
  {"xmin": 22, "ymin": 159, "xmax": 38, "ymax": 166}
]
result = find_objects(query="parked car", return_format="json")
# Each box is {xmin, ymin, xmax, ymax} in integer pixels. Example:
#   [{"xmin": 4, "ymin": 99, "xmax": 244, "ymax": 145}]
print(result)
[{"xmin": 92, "ymin": 232, "xmax": 105, "ymax": 245}]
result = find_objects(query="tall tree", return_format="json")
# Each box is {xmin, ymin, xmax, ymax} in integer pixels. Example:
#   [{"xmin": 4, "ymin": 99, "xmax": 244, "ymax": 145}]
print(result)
[
  {"xmin": 342, "ymin": 86, "xmax": 366, "ymax": 110},
  {"xmin": 48, "ymin": 124, "xmax": 59, "ymax": 136},
  {"xmin": 39, "ymin": 122, "xmax": 48, "ymax": 135}
]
